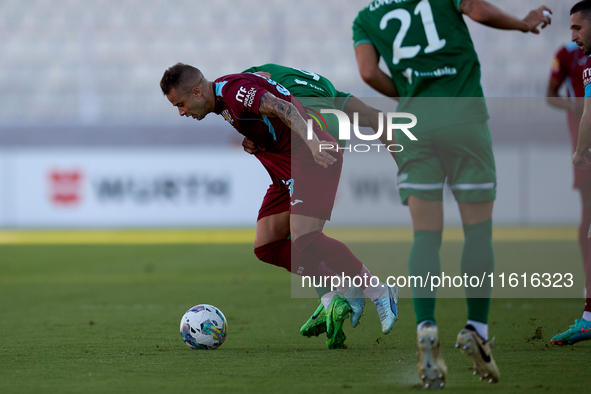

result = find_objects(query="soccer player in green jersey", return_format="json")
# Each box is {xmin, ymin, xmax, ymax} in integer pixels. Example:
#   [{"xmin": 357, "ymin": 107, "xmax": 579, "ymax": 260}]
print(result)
[{"xmin": 352, "ymin": 0, "xmax": 551, "ymax": 388}]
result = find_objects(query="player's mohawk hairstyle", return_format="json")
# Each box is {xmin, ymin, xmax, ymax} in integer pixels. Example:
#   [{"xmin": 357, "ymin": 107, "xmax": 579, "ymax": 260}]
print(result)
[
  {"xmin": 571, "ymin": 0, "xmax": 591, "ymax": 17},
  {"xmin": 160, "ymin": 63, "xmax": 203, "ymax": 95}
]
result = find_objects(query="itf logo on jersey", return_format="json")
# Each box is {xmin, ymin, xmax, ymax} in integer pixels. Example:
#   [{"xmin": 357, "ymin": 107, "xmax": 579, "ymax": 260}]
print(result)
[
  {"xmin": 236, "ymin": 86, "xmax": 257, "ymax": 109},
  {"xmin": 305, "ymin": 108, "xmax": 417, "ymax": 153}
]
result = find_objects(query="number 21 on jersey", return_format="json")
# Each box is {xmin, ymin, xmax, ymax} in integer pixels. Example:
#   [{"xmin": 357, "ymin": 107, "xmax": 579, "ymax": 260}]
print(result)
[{"xmin": 380, "ymin": 0, "xmax": 446, "ymax": 65}]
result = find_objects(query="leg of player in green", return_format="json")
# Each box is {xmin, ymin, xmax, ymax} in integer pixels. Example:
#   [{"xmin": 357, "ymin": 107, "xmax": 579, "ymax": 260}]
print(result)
[
  {"xmin": 408, "ymin": 230, "xmax": 442, "ymax": 325},
  {"xmin": 407, "ymin": 197, "xmax": 446, "ymax": 389},
  {"xmin": 454, "ymin": 205, "xmax": 499, "ymax": 383},
  {"xmin": 461, "ymin": 218, "xmax": 494, "ymax": 326}
]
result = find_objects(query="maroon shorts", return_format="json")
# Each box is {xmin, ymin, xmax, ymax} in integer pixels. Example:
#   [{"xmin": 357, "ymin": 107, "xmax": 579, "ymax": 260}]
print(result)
[
  {"xmin": 568, "ymin": 113, "xmax": 591, "ymax": 190},
  {"xmin": 257, "ymin": 180, "xmax": 290, "ymax": 222},
  {"xmin": 256, "ymin": 131, "xmax": 343, "ymax": 222}
]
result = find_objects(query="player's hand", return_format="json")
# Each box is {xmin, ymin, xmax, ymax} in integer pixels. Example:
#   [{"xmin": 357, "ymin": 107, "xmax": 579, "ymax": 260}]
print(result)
[
  {"xmin": 242, "ymin": 137, "xmax": 259, "ymax": 154},
  {"xmin": 309, "ymin": 139, "xmax": 338, "ymax": 168},
  {"xmin": 522, "ymin": 7, "xmax": 552, "ymax": 34},
  {"xmin": 572, "ymin": 149, "xmax": 591, "ymax": 169}
]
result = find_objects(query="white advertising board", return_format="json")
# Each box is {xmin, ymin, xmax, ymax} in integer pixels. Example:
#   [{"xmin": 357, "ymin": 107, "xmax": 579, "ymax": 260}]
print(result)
[
  {"xmin": 0, "ymin": 145, "xmax": 581, "ymax": 228},
  {"xmin": 330, "ymin": 144, "xmax": 579, "ymax": 227},
  {"xmin": 7, "ymin": 148, "xmax": 270, "ymax": 227},
  {"xmin": 0, "ymin": 151, "xmax": 8, "ymax": 226}
]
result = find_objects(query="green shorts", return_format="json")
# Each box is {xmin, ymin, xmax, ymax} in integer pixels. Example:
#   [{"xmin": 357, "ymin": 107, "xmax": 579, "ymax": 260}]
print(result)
[{"xmin": 395, "ymin": 121, "xmax": 496, "ymax": 205}]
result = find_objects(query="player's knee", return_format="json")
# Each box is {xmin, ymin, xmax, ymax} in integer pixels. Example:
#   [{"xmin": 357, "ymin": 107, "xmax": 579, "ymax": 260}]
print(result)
[
  {"xmin": 292, "ymin": 230, "xmax": 323, "ymax": 253},
  {"xmin": 254, "ymin": 240, "xmax": 291, "ymax": 272},
  {"xmin": 254, "ymin": 239, "xmax": 285, "ymax": 263}
]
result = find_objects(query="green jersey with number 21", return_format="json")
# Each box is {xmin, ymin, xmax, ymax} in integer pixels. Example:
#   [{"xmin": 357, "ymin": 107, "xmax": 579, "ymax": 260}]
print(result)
[
  {"xmin": 353, "ymin": 0, "xmax": 483, "ymax": 99},
  {"xmin": 353, "ymin": 0, "xmax": 488, "ymax": 130}
]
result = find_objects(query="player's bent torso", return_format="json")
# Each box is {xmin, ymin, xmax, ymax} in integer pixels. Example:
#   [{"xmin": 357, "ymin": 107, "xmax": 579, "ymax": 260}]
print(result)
[
  {"xmin": 213, "ymin": 72, "xmax": 340, "ymax": 190},
  {"xmin": 213, "ymin": 73, "xmax": 299, "ymax": 154}
]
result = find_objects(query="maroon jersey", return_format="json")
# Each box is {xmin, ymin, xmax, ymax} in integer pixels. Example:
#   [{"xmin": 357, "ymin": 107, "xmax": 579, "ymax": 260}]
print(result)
[
  {"xmin": 558, "ymin": 48, "xmax": 591, "ymax": 190},
  {"xmin": 213, "ymin": 73, "xmax": 307, "ymax": 154},
  {"xmin": 211, "ymin": 73, "xmax": 342, "ymax": 220},
  {"xmin": 551, "ymin": 43, "xmax": 587, "ymax": 98}
]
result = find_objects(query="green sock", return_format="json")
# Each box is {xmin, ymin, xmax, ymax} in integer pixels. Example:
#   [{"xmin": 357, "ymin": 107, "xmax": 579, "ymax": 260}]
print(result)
[
  {"xmin": 409, "ymin": 230, "xmax": 442, "ymax": 325},
  {"xmin": 462, "ymin": 219, "xmax": 494, "ymax": 324}
]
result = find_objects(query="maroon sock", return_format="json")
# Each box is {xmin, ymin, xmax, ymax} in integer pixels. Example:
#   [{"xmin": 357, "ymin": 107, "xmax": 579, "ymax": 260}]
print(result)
[
  {"xmin": 579, "ymin": 208, "xmax": 591, "ymax": 268},
  {"xmin": 254, "ymin": 239, "xmax": 320, "ymax": 277},
  {"xmin": 293, "ymin": 230, "xmax": 363, "ymax": 277},
  {"xmin": 317, "ymin": 262, "xmax": 338, "ymax": 278}
]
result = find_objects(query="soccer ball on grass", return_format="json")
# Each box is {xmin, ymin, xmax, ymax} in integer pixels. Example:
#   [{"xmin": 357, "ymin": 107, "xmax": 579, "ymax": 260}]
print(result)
[{"xmin": 180, "ymin": 304, "xmax": 227, "ymax": 350}]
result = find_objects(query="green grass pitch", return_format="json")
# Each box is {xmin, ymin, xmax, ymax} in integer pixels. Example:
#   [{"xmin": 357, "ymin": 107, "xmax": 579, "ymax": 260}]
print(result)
[{"xmin": 0, "ymin": 236, "xmax": 589, "ymax": 393}]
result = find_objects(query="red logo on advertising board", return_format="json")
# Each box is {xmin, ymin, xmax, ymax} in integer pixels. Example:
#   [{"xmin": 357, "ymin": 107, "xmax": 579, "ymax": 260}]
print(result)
[{"xmin": 49, "ymin": 170, "xmax": 83, "ymax": 206}]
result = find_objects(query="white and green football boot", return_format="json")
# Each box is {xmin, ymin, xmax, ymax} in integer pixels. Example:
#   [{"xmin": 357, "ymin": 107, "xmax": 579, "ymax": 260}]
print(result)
[
  {"xmin": 326, "ymin": 294, "xmax": 351, "ymax": 349},
  {"xmin": 341, "ymin": 286, "xmax": 365, "ymax": 328},
  {"xmin": 371, "ymin": 284, "xmax": 399, "ymax": 334},
  {"xmin": 550, "ymin": 318, "xmax": 591, "ymax": 346}
]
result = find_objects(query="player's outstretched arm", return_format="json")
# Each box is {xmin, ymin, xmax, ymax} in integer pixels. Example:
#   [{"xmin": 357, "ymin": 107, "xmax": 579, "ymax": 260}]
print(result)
[
  {"xmin": 574, "ymin": 97, "xmax": 591, "ymax": 169},
  {"xmin": 355, "ymin": 44, "xmax": 399, "ymax": 98},
  {"xmin": 258, "ymin": 92, "xmax": 337, "ymax": 168},
  {"xmin": 343, "ymin": 97, "xmax": 395, "ymax": 159},
  {"xmin": 460, "ymin": 0, "xmax": 551, "ymax": 34},
  {"xmin": 343, "ymin": 96, "xmax": 382, "ymax": 129}
]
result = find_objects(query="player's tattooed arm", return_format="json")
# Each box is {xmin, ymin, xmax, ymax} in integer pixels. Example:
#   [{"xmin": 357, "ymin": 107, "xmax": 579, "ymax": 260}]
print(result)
[
  {"xmin": 258, "ymin": 92, "xmax": 305, "ymax": 140},
  {"xmin": 258, "ymin": 92, "xmax": 337, "ymax": 168}
]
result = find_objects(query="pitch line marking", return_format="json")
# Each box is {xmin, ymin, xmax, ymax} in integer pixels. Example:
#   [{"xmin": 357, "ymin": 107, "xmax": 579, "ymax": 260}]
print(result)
[{"xmin": 0, "ymin": 227, "xmax": 577, "ymax": 244}]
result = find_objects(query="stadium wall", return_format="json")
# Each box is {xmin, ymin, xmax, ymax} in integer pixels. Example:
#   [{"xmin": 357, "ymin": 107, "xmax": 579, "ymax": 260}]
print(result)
[{"xmin": 0, "ymin": 144, "xmax": 578, "ymax": 228}]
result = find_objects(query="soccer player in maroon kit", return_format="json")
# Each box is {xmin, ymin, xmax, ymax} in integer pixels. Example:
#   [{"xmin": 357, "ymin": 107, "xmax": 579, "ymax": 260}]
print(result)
[
  {"xmin": 547, "ymin": 41, "xmax": 591, "ymax": 268},
  {"xmin": 551, "ymin": 0, "xmax": 591, "ymax": 346},
  {"xmin": 159, "ymin": 63, "xmax": 399, "ymax": 349}
]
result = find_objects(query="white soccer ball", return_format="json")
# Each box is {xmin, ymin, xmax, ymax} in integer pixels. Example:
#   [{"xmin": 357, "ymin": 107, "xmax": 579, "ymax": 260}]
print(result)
[{"xmin": 180, "ymin": 304, "xmax": 227, "ymax": 350}]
